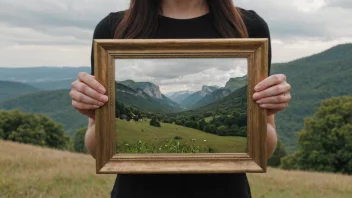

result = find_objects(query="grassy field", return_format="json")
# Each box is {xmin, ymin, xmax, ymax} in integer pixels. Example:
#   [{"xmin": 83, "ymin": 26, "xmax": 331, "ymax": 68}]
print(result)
[
  {"xmin": 1, "ymin": 140, "xmax": 352, "ymax": 198},
  {"xmin": 115, "ymin": 119, "xmax": 247, "ymax": 153}
]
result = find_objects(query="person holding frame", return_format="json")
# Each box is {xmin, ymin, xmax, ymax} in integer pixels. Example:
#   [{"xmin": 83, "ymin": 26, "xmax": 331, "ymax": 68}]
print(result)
[{"xmin": 69, "ymin": 0, "xmax": 292, "ymax": 197}]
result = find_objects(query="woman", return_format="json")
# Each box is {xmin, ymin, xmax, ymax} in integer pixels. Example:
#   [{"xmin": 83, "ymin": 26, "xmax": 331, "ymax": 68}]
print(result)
[{"xmin": 70, "ymin": 0, "xmax": 291, "ymax": 197}]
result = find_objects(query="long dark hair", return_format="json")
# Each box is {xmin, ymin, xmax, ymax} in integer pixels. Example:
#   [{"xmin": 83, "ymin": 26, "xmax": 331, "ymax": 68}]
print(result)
[{"xmin": 114, "ymin": 0, "xmax": 248, "ymax": 39}]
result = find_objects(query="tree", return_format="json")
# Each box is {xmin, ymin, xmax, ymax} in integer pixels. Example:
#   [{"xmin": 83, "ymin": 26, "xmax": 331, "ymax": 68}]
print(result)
[
  {"xmin": 0, "ymin": 128, "xmax": 4, "ymax": 139},
  {"xmin": 280, "ymin": 96, "xmax": 352, "ymax": 174},
  {"xmin": 39, "ymin": 115, "xmax": 69, "ymax": 149},
  {"xmin": 0, "ymin": 109, "xmax": 70, "ymax": 150},
  {"xmin": 116, "ymin": 108, "xmax": 120, "ymax": 118},
  {"xmin": 133, "ymin": 115, "xmax": 139, "ymax": 121},
  {"xmin": 267, "ymin": 140, "xmax": 287, "ymax": 167},
  {"xmin": 184, "ymin": 121, "xmax": 193, "ymax": 128},
  {"xmin": 199, "ymin": 119, "xmax": 206, "ymax": 131},
  {"xmin": 237, "ymin": 126, "xmax": 247, "ymax": 137},
  {"xmin": 216, "ymin": 125, "xmax": 228, "ymax": 136},
  {"xmin": 74, "ymin": 127, "xmax": 88, "ymax": 153},
  {"xmin": 150, "ymin": 117, "xmax": 161, "ymax": 127}
]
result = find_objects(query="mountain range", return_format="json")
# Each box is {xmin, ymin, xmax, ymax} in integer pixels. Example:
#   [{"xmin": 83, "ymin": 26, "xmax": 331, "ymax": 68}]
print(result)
[
  {"xmin": 165, "ymin": 90, "xmax": 195, "ymax": 104},
  {"xmin": 115, "ymin": 81, "xmax": 184, "ymax": 113},
  {"xmin": 1, "ymin": 43, "xmax": 351, "ymax": 152},
  {"xmin": 114, "ymin": 77, "xmax": 247, "ymax": 113}
]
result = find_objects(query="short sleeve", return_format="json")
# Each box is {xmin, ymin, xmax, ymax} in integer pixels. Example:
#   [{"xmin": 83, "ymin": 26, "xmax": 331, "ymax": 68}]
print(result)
[
  {"xmin": 90, "ymin": 14, "xmax": 114, "ymax": 75},
  {"xmin": 242, "ymin": 10, "xmax": 272, "ymax": 76}
]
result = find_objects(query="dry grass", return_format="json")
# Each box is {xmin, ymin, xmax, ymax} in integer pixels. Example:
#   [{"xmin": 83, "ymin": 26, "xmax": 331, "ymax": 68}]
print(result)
[{"xmin": 1, "ymin": 140, "xmax": 351, "ymax": 198}]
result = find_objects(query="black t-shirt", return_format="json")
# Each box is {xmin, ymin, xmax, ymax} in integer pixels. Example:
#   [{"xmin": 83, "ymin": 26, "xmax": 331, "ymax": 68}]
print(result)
[{"xmin": 90, "ymin": 8, "xmax": 272, "ymax": 198}]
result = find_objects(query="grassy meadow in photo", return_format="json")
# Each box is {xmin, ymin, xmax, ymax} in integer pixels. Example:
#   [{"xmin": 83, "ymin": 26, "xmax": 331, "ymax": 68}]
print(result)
[{"xmin": 114, "ymin": 58, "xmax": 249, "ymax": 154}]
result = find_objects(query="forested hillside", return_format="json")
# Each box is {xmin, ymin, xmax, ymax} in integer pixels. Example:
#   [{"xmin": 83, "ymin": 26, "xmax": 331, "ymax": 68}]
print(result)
[
  {"xmin": 270, "ymin": 43, "xmax": 352, "ymax": 152},
  {"xmin": 0, "ymin": 81, "xmax": 40, "ymax": 102},
  {"xmin": 0, "ymin": 89, "xmax": 86, "ymax": 136},
  {"xmin": 0, "ymin": 66, "xmax": 90, "ymax": 91}
]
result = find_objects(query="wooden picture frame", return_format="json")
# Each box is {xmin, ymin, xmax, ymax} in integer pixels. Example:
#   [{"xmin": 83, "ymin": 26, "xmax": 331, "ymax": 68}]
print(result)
[{"xmin": 94, "ymin": 38, "xmax": 268, "ymax": 174}]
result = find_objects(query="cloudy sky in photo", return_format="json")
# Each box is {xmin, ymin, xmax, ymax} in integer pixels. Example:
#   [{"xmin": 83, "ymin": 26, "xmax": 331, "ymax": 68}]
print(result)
[
  {"xmin": 115, "ymin": 58, "xmax": 248, "ymax": 93},
  {"xmin": 0, "ymin": 0, "xmax": 351, "ymax": 68}
]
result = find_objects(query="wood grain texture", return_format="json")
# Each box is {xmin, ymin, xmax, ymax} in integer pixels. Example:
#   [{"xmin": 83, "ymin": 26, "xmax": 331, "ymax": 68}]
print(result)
[
  {"xmin": 99, "ymin": 159, "xmax": 264, "ymax": 174},
  {"xmin": 94, "ymin": 41, "xmax": 115, "ymax": 173},
  {"xmin": 94, "ymin": 39, "xmax": 268, "ymax": 174}
]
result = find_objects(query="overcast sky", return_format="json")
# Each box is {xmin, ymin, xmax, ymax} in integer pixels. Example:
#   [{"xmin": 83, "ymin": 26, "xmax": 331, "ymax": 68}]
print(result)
[
  {"xmin": 0, "ymin": 0, "xmax": 351, "ymax": 68},
  {"xmin": 115, "ymin": 58, "xmax": 247, "ymax": 93}
]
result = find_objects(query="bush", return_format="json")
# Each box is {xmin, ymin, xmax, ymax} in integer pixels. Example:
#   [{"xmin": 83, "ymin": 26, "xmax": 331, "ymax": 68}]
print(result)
[{"xmin": 150, "ymin": 117, "xmax": 161, "ymax": 127}]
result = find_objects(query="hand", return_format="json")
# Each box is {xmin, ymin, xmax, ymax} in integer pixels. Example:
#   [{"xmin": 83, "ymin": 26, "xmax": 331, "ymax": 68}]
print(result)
[
  {"xmin": 69, "ymin": 72, "xmax": 108, "ymax": 120},
  {"xmin": 252, "ymin": 74, "xmax": 291, "ymax": 116}
]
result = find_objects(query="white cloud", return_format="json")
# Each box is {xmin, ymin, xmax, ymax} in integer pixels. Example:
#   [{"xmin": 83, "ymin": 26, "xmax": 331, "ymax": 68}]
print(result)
[{"xmin": 292, "ymin": 0, "xmax": 326, "ymax": 12}]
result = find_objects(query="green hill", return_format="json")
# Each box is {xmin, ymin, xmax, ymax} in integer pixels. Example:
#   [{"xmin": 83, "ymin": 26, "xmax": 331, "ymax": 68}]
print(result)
[
  {"xmin": 161, "ymin": 86, "xmax": 247, "ymax": 138},
  {"xmin": 28, "ymin": 79, "xmax": 76, "ymax": 90},
  {"xmin": 0, "ymin": 89, "xmax": 87, "ymax": 136},
  {"xmin": 270, "ymin": 43, "xmax": 352, "ymax": 152},
  {"xmin": 0, "ymin": 81, "xmax": 40, "ymax": 102},
  {"xmin": 225, "ymin": 75, "xmax": 248, "ymax": 91},
  {"xmin": 177, "ymin": 43, "xmax": 352, "ymax": 153}
]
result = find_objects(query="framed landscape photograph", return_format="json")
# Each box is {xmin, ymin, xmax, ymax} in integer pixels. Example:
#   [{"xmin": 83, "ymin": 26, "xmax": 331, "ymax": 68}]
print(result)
[{"xmin": 93, "ymin": 38, "xmax": 268, "ymax": 174}]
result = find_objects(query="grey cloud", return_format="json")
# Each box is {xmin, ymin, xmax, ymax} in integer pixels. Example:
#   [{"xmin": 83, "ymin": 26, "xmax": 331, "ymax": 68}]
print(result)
[
  {"xmin": 326, "ymin": 0, "xmax": 352, "ymax": 8},
  {"xmin": 0, "ymin": 0, "xmax": 127, "ymax": 30},
  {"xmin": 114, "ymin": 58, "xmax": 247, "ymax": 93},
  {"xmin": 2, "ymin": 0, "xmax": 352, "ymax": 46},
  {"xmin": 1, "ymin": 0, "xmax": 352, "ymax": 67},
  {"xmin": 236, "ymin": 0, "xmax": 352, "ymax": 40},
  {"xmin": 0, "ymin": 0, "xmax": 129, "ymax": 46},
  {"xmin": 115, "ymin": 58, "xmax": 247, "ymax": 79},
  {"xmin": 0, "ymin": 24, "xmax": 91, "ymax": 46}
]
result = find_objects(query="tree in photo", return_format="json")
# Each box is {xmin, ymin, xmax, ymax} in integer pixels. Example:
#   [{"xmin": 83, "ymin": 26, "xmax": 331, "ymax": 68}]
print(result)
[{"xmin": 150, "ymin": 116, "xmax": 161, "ymax": 127}]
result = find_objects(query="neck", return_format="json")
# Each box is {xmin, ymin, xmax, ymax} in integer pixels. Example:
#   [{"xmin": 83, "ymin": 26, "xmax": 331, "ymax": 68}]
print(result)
[{"xmin": 160, "ymin": 0, "xmax": 209, "ymax": 19}]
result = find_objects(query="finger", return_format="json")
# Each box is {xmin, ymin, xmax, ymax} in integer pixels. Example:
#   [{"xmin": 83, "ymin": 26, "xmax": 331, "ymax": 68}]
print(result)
[
  {"xmin": 253, "ymin": 82, "xmax": 291, "ymax": 100},
  {"xmin": 72, "ymin": 80, "xmax": 108, "ymax": 103},
  {"xmin": 256, "ymin": 93, "xmax": 291, "ymax": 104},
  {"xmin": 259, "ymin": 103, "xmax": 288, "ymax": 109},
  {"xmin": 77, "ymin": 72, "xmax": 106, "ymax": 94},
  {"xmin": 254, "ymin": 74, "xmax": 287, "ymax": 92},
  {"xmin": 72, "ymin": 100, "xmax": 100, "ymax": 110},
  {"xmin": 70, "ymin": 89, "xmax": 105, "ymax": 106}
]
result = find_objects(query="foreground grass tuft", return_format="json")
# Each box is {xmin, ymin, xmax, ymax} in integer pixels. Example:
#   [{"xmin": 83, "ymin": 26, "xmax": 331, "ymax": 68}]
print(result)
[{"xmin": 117, "ymin": 138, "xmax": 217, "ymax": 153}]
